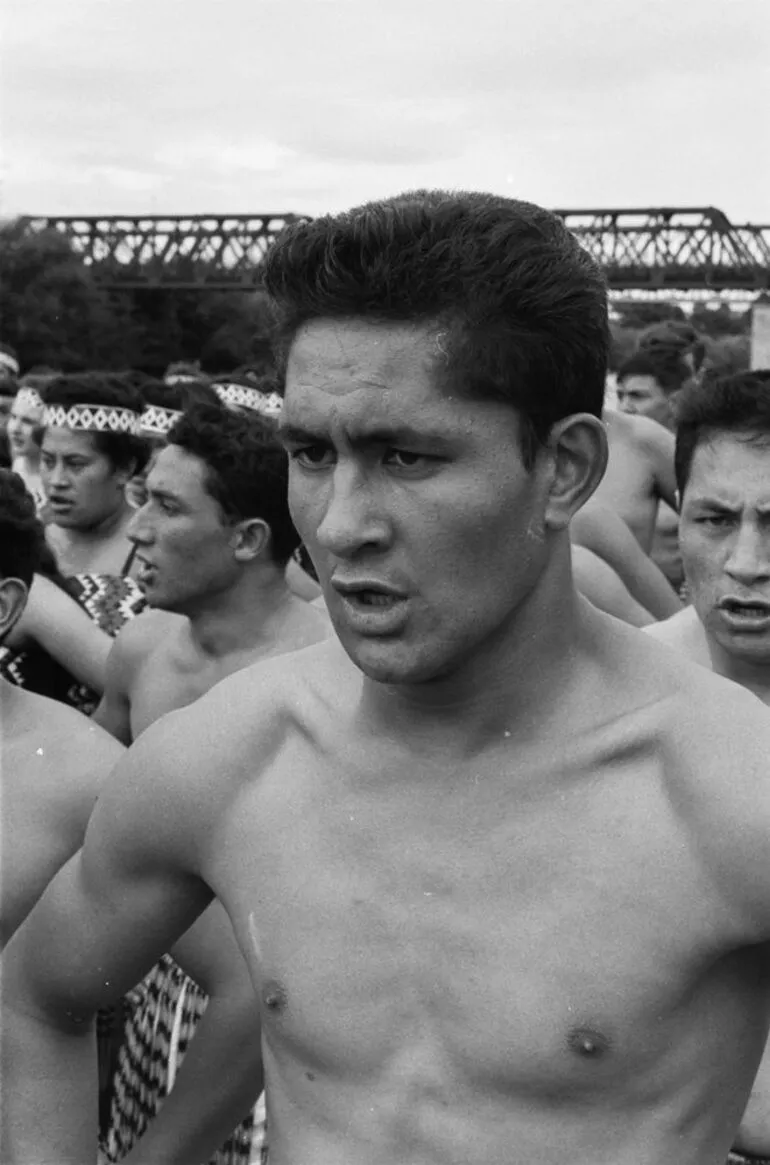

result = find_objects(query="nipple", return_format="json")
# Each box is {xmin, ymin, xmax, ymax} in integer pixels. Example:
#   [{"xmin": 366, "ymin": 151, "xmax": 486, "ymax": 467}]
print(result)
[
  {"xmin": 262, "ymin": 980, "xmax": 288, "ymax": 1014},
  {"xmin": 567, "ymin": 1026, "xmax": 609, "ymax": 1059}
]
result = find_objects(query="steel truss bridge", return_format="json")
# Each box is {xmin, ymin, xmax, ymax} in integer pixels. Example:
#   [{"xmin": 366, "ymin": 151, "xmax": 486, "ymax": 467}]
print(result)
[{"xmin": 28, "ymin": 207, "xmax": 770, "ymax": 293}]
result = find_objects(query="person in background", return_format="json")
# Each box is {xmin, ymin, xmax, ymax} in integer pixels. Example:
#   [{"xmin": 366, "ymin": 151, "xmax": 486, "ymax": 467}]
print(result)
[
  {"xmin": 614, "ymin": 349, "xmax": 693, "ymax": 592},
  {"xmin": 7, "ymin": 384, "xmax": 46, "ymax": 509},
  {"xmin": 644, "ymin": 369, "xmax": 770, "ymax": 1165},
  {"xmin": 93, "ymin": 399, "xmax": 329, "ymax": 1165},
  {"xmin": 40, "ymin": 373, "xmax": 149, "ymax": 579},
  {"xmin": 164, "ymin": 360, "xmax": 207, "ymax": 386},
  {"xmin": 0, "ymin": 375, "xmax": 18, "ymax": 469},
  {"xmin": 0, "ymin": 468, "xmax": 123, "ymax": 947}
]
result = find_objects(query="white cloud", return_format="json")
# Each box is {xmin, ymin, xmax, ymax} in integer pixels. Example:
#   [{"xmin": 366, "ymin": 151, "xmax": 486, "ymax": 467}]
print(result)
[{"xmin": 2, "ymin": 0, "xmax": 769, "ymax": 219}]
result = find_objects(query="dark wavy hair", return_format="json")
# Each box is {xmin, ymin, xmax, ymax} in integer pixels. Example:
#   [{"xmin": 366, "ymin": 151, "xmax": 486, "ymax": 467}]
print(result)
[
  {"xmin": 0, "ymin": 470, "xmax": 48, "ymax": 588},
  {"xmin": 263, "ymin": 189, "xmax": 609, "ymax": 467},
  {"xmin": 41, "ymin": 372, "xmax": 150, "ymax": 473},
  {"xmin": 616, "ymin": 351, "xmax": 690, "ymax": 395},
  {"xmin": 167, "ymin": 400, "xmax": 299, "ymax": 566},
  {"xmin": 674, "ymin": 370, "xmax": 770, "ymax": 496}
]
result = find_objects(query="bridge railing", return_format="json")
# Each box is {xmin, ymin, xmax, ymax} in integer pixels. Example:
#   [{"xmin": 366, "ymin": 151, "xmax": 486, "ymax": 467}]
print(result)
[{"xmin": 23, "ymin": 208, "xmax": 770, "ymax": 292}]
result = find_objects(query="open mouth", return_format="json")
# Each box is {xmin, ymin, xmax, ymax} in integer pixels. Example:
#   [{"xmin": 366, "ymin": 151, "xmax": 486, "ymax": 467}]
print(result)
[
  {"xmin": 344, "ymin": 589, "xmax": 401, "ymax": 608},
  {"xmin": 719, "ymin": 599, "xmax": 770, "ymax": 627},
  {"xmin": 721, "ymin": 600, "xmax": 770, "ymax": 616}
]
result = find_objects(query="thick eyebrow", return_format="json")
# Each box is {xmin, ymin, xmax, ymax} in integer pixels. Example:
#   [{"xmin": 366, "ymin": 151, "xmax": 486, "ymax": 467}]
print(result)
[
  {"xmin": 146, "ymin": 484, "xmax": 185, "ymax": 506},
  {"xmin": 277, "ymin": 422, "xmax": 454, "ymax": 449},
  {"xmin": 686, "ymin": 497, "xmax": 739, "ymax": 511}
]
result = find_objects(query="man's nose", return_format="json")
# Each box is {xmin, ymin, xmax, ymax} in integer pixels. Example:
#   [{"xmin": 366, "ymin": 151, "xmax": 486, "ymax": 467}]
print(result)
[
  {"xmin": 45, "ymin": 461, "xmax": 70, "ymax": 488},
  {"xmin": 126, "ymin": 505, "xmax": 154, "ymax": 545},
  {"xmin": 725, "ymin": 524, "xmax": 770, "ymax": 585},
  {"xmin": 315, "ymin": 466, "xmax": 389, "ymax": 558}
]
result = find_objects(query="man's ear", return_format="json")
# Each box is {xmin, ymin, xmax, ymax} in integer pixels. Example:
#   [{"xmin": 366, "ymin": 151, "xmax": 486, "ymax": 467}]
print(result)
[
  {"xmin": 231, "ymin": 518, "xmax": 271, "ymax": 563},
  {"xmin": 542, "ymin": 413, "xmax": 608, "ymax": 532},
  {"xmin": 0, "ymin": 576, "xmax": 29, "ymax": 643}
]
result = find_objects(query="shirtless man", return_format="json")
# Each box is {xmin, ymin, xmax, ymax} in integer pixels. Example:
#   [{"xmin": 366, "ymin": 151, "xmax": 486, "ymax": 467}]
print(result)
[
  {"xmin": 613, "ymin": 350, "xmax": 692, "ymax": 591},
  {"xmin": 592, "ymin": 405, "xmax": 678, "ymax": 552},
  {"xmin": 645, "ymin": 369, "xmax": 770, "ymax": 1164},
  {"xmin": 93, "ymin": 398, "xmax": 329, "ymax": 1165},
  {"xmin": 0, "ymin": 469, "xmax": 123, "ymax": 946},
  {"xmin": 6, "ymin": 191, "xmax": 770, "ymax": 1165},
  {"xmin": 39, "ymin": 373, "xmax": 149, "ymax": 577}
]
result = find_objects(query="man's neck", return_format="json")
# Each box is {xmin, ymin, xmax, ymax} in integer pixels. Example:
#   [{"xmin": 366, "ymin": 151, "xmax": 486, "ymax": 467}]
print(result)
[
  {"xmin": 181, "ymin": 569, "xmax": 299, "ymax": 660},
  {"xmin": 707, "ymin": 637, "xmax": 770, "ymax": 707},
  {"xmin": 359, "ymin": 555, "xmax": 588, "ymax": 757}
]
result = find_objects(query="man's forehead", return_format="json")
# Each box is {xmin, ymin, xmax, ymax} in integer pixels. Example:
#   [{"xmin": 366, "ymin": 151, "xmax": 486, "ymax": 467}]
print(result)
[
  {"xmin": 286, "ymin": 318, "xmax": 440, "ymax": 388},
  {"xmin": 149, "ymin": 445, "xmax": 208, "ymax": 492},
  {"xmin": 686, "ymin": 432, "xmax": 770, "ymax": 501}
]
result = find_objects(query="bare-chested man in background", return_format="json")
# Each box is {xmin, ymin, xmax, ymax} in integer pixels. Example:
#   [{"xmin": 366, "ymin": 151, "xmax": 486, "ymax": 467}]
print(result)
[
  {"xmin": 6, "ymin": 191, "xmax": 770, "ymax": 1165},
  {"xmin": 0, "ymin": 470, "xmax": 122, "ymax": 945},
  {"xmin": 646, "ymin": 369, "xmax": 770, "ymax": 1165},
  {"xmin": 94, "ymin": 398, "xmax": 329, "ymax": 1165}
]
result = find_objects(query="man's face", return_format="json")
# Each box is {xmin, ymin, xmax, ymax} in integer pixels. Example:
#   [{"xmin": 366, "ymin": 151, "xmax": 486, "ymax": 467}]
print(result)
[
  {"xmin": 7, "ymin": 397, "xmax": 42, "ymax": 458},
  {"xmin": 281, "ymin": 318, "xmax": 554, "ymax": 685},
  {"xmin": 40, "ymin": 428, "xmax": 128, "ymax": 529},
  {"xmin": 616, "ymin": 375, "xmax": 674, "ymax": 428},
  {"xmin": 127, "ymin": 444, "xmax": 239, "ymax": 612},
  {"xmin": 680, "ymin": 433, "xmax": 770, "ymax": 666}
]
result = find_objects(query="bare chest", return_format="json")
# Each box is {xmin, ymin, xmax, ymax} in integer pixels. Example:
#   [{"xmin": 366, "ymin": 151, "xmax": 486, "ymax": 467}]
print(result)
[{"xmin": 211, "ymin": 753, "xmax": 749, "ymax": 1100}]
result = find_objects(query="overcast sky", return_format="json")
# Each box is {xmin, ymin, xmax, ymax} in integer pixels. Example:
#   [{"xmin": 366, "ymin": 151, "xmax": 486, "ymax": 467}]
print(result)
[{"xmin": 2, "ymin": 0, "xmax": 769, "ymax": 223}]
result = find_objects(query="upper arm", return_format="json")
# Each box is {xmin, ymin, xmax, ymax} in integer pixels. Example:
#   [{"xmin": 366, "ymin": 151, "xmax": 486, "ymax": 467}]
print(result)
[
  {"xmin": 573, "ymin": 503, "xmax": 682, "ymax": 620},
  {"xmin": 573, "ymin": 546, "xmax": 653, "ymax": 627},
  {"xmin": 680, "ymin": 686, "xmax": 770, "ymax": 938},
  {"xmin": 18, "ymin": 575, "xmax": 112, "ymax": 693},
  {"xmin": 5, "ymin": 713, "xmax": 220, "ymax": 1020},
  {"xmin": 171, "ymin": 901, "xmax": 254, "ymax": 996},
  {"xmin": 6, "ymin": 663, "xmax": 286, "ymax": 1021},
  {"xmin": 91, "ymin": 619, "xmax": 150, "ymax": 743},
  {"xmin": 643, "ymin": 422, "xmax": 678, "ymax": 511}
]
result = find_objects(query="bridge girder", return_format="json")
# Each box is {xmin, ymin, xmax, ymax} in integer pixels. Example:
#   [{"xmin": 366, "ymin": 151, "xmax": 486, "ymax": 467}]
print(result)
[{"xmin": 27, "ymin": 207, "xmax": 770, "ymax": 292}]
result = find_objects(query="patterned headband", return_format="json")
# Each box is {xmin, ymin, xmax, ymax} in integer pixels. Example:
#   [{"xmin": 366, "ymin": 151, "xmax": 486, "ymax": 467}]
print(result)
[
  {"xmin": 215, "ymin": 383, "xmax": 283, "ymax": 419},
  {"xmin": 0, "ymin": 351, "xmax": 20, "ymax": 375},
  {"xmin": 15, "ymin": 387, "xmax": 45, "ymax": 413},
  {"xmin": 43, "ymin": 403, "xmax": 143, "ymax": 435},
  {"xmin": 141, "ymin": 404, "xmax": 183, "ymax": 438}
]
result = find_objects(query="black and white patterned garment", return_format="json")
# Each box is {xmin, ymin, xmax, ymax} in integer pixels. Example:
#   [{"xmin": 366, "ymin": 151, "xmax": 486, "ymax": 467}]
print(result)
[
  {"xmin": 100, "ymin": 955, "xmax": 266, "ymax": 1164},
  {"xmin": 0, "ymin": 574, "xmax": 146, "ymax": 714}
]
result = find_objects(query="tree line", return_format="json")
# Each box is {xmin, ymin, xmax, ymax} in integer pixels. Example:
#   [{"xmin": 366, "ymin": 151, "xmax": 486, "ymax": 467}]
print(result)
[{"xmin": 0, "ymin": 217, "xmax": 751, "ymax": 378}]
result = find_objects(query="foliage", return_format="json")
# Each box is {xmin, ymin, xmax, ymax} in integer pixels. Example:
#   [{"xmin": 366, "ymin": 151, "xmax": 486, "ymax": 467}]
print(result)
[
  {"xmin": 0, "ymin": 218, "xmax": 755, "ymax": 379},
  {"xmin": 0, "ymin": 219, "xmax": 276, "ymax": 375}
]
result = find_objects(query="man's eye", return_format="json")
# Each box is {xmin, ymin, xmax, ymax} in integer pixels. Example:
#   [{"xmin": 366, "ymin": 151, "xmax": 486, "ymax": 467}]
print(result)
[
  {"xmin": 292, "ymin": 446, "xmax": 334, "ymax": 468},
  {"xmin": 699, "ymin": 515, "xmax": 731, "ymax": 527},
  {"xmin": 383, "ymin": 449, "xmax": 429, "ymax": 469}
]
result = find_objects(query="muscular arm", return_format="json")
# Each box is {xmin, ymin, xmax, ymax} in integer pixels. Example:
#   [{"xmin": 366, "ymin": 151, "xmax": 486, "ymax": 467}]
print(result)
[
  {"xmin": 572, "ymin": 501, "xmax": 682, "ymax": 620},
  {"xmin": 1, "ymin": 710, "xmax": 224, "ymax": 1164},
  {"xmin": 12, "ymin": 574, "xmax": 112, "ymax": 692},
  {"xmin": 641, "ymin": 419, "xmax": 679, "ymax": 513},
  {"xmin": 572, "ymin": 545, "xmax": 654, "ymax": 627},
  {"xmin": 92, "ymin": 616, "xmax": 154, "ymax": 744},
  {"xmin": 120, "ymin": 905, "xmax": 263, "ymax": 1165}
]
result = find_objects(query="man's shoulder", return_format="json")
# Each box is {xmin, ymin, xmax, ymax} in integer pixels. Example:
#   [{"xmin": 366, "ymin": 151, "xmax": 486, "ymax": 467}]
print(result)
[
  {"xmin": 111, "ymin": 607, "xmax": 182, "ymax": 665},
  {"xmin": 136, "ymin": 638, "xmax": 352, "ymax": 774},
  {"xmin": 642, "ymin": 606, "xmax": 711, "ymax": 664},
  {"xmin": 607, "ymin": 408, "xmax": 673, "ymax": 452},
  {"xmin": 7, "ymin": 687, "xmax": 124, "ymax": 773}
]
